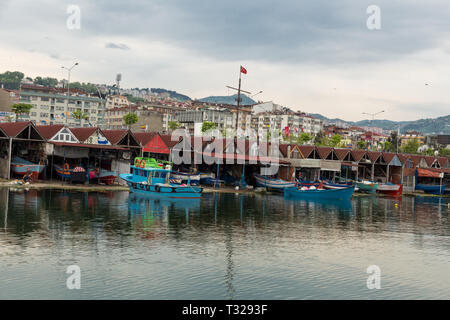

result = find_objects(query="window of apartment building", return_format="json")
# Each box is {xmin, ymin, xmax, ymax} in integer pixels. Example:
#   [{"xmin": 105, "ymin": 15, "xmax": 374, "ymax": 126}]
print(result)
[
  {"xmin": 40, "ymin": 97, "xmax": 49, "ymax": 101},
  {"xmin": 68, "ymin": 100, "xmax": 75, "ymax": 104},
  {"xmin": 40, "ymin": 105, "xmax": 49, "ymax": 110},
  {"xmin": 56, "ymin": 106, "xmax": 65, "ymax": 111},
  {"xmin": 31, "ymin": 96, "xmax": 38, "ymax": 101},
  {"xmin": 40, "ymin": 113, "xmax": 49, "ymax": 117},
  {"xmin": 30, "ymin": 112, "xmax": 37, "ymax": 117},
  {"xmin": 91, "ymin": 110, "xmax": 96, "ymax": 114}
]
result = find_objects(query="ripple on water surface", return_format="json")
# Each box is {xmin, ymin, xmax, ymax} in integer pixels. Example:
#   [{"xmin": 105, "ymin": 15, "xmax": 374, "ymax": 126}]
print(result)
[{"xmin": 0, "ymin": 188, "xmax": 449, "ymax": 299}]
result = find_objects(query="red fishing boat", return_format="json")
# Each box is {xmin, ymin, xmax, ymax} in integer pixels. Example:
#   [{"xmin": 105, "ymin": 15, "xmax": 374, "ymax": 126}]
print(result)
[{"xmin": 377, "ymin": 183, "xmax": 403, "ymax": 197}]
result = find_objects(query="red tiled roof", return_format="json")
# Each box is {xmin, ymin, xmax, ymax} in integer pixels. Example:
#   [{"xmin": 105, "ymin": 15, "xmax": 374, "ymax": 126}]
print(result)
[
  {"xmin": 351, "ymin": 150, "xmax": 367, "ymax": 162},
  {"xmin": 367, "ymin": 151, "xmax": 381, "ymax": 163},
  {"xmin": 298, "ymin": 145, "xmax": 315, "ymax": 158},
  {"xmin": 51, "ymin": 142, "xmax": 128, "ymax": 150},
  {"xmin": 424, "ymin": 156, "xmax": 436, "ymax": 167},
  {"xmin": 279, "ymin": 144, "xmax": 290, "ymax": 157},
  {"xmin": 201, "ymin": 138, "xmax": 234, "ymax": 153},
  {"xmin": 409, "ymin": 155, "xmax": 423, "ymax": 166},
  {"xmin": 133, "ymin": 132, "xmax": 156, "ymax": 146},
  {"xmin": 316, "ymin": 146, "xmax": 332, "ymax": 159},
  {"xmin": 102, "ymin": 130, "xmax": 128, "ymax": 145},
  {"xmin": 397, "ymin": 153, "xmax": 410, "ymax": 165},
  {"xmin": 0, "ymin": 121, "xmax": 31, "ymax": 137},
  {"xmin": 382, "ymin": 152, "xmax": 396, "ymax": 164},
  {"xmin": 69, "ymin": 127, "xmax": 97, "ymax": 142},
  {"xmin": 160, "ymin": 134, "xmax": 182, "ymax": 148},
  {"xmin": 334, "ymin": 148, "xmax": 350, "ymax": 160},
  {"xmin": 437, "ymin": 157, "xmax": 449, "ymax": 168},
  {"xmin": 36, "ymin": 125, "xmax": 65, "ymax": 140}
]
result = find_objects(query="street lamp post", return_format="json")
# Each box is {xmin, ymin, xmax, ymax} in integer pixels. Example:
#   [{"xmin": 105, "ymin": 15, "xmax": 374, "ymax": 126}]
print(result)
[
  {"xmin": 362, "ymin": 110, "xmax": 385, "ymax": 150},
  {"xmin": 61, "ymin": 62, "xmax": 79, "ymax": 125}
]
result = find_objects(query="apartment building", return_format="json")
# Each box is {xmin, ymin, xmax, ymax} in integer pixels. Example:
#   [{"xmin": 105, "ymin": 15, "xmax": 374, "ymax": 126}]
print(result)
[
  {"xmin": 0, "ymin": 88, "xmax": 19, "ymax": 121},
  {"xmin": 106, "ymin": 106, "xmax": 166, "ymax": 132},
  {"xmin": 174, "ymin": 108, "xmax": 234, "ymax": 135},
  {"xmin": 400, "ymin": 130, "xmax": 425, "ymax": 146},
  {"xmin": 250, "ymin": 112, "xmax": 323, "ymax": 137},
  {"xmin": 106, "ymin": 95, "xmax": 129, "ymax": 110},
  {"xmin": 17, "ymin": 84, "xmax": 106, "ymax": 127}
]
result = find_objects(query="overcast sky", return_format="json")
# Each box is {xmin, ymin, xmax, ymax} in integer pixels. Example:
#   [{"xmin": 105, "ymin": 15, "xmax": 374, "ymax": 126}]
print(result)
[{"xmin": 1, "ymin": 0, "xmax": 449, "ymax": 121}]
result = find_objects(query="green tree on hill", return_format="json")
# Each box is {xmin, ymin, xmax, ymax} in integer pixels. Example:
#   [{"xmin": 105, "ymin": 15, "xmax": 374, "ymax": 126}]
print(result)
[
  {"xmin": 438, "ymin": 148, "xmax": 450, "ymax": 157},
  {"xmin": 72, "ymin": 110, "xmax": 89, "ymax": 127},
  {"xmin": 11, "ymin": 103, "xmax": 33, "ymax": 121},
  {"xmin": 314, "ymin": 131, "xmax": 327, "ymax": 146},
  {"xmin": 296, "ymin": 132, "xmax": 313, "ymax": 145},
  {"xmin": 356, "ymin": 140, "xmax": 366, "ymax": 150},
  {"xmin": 168, "ymin": 121, "xmax": 181, "ymax": 131},
  {"xmin": 34, "ymin": 77, "xmax": 58, "ymax": 87},
  {"xmin": 0, "ymin": 71, "xmax": 24, "ymax": 90},
  {"xmin": 123, "ymin": 113, "xmax": 139, "ymax": 129},
  {"xmin": 328, "ymin": 134, "xmax": 342, "ymax": 147},
  {"xmin": 401, "ymin": 138, "xmax": 420, "ymax": 154},
  {"xmin": 201, "ymin": 121, "xmax": 217, "ymax": 133}
]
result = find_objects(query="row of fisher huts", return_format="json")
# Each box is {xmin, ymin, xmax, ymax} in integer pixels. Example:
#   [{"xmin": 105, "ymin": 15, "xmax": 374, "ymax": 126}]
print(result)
[{"xmin": 0, "ymin": 121, "xmax": 449, "ymax": 191}]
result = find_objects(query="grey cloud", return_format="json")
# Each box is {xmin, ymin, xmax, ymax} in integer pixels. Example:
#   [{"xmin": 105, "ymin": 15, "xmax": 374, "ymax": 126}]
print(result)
[
  {"xmin": 105, "ymin": 43, "xmax": 130, "ymax": 50},
  {"xmin": 76, "ymin": 0, "xmax": 450, "ymax": 64}
]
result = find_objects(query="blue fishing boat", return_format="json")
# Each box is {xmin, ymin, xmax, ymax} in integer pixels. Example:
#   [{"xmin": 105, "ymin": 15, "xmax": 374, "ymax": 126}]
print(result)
[
  {"xmin": 323, "ymin": 181, "xmax": 353, "ymax": 190},
  {"xmin": 415, "ymin": 168, "xmax": 446, "ymax": 195},
  {"xmin": 11, "ymin": 156, "xmax": 45, "ymax": 176},
  {"xmin": 254, "ymin": 174, "xmax": 297, "ymax": 192},
  {"xmin": 120, "ymin": 162, "xmax": 203, "ymax": 199},
  {"xmin": 296, "ymin": 179, "xmax": 320, "ymax": 187},
  {"xmin": 170, "ymin": 171, "xmax": 201, "ymax": 185},
  {"xmin": 284, "ymin": 185, "xmax": 355, "ymax": 201},
  {"xmin": 415, "ymin": 184, "xmax": 446, "ymax": 195},
  {"xmin": 54, "ymin": 163, "xmax": 73, "ymax": 179},
  {"xmin": 356, "ymin": 181, "xmax": 378, "ymax": 193}
]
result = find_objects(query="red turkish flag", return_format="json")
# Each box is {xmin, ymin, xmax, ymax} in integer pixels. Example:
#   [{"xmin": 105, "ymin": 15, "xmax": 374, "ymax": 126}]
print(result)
[{"xmin": 240, "ymin": 66, "xmax": 247, "ymax": 74}]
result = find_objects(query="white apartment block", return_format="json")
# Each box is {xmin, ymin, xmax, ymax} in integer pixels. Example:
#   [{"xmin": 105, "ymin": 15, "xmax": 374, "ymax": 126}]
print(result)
[
  {"xmin": 18, "ymin": 85, "xmax": 106, "ymax": 127},
  {"xmin": 174, "ymin": 109, "xmax": 234, "ymax": 136},
  {"xmin": 250, "ymin": 113, "xmax": 323, "ymax": 137},
  {"xmin": 106, "ymin": 95, "xmax": 129, "ymax": 110}
]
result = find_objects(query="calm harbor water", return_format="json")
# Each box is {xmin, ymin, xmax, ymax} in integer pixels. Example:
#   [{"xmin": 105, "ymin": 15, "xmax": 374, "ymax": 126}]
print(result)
[{"xmin": 0, "ymin": 187, "xmax": 449, "ymax": 300}]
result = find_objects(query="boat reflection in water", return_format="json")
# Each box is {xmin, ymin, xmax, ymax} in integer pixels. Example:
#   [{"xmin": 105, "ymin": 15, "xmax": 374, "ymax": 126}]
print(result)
[
  {"xmin": 128, "ymin": 192, "xmax": 201, "ymax": 218},
  {"xmin": 283, "ymin": 197, "xmax": 353, "ymax": 214}
]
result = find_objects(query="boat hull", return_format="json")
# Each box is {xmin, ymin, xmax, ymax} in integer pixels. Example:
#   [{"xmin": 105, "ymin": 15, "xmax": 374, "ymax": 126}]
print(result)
[
  {"xmin": 323, "ymin": 182, "xmax": 353, "ymax": 190},
  {"xmin": 54, "ymin": 165, "xmax": 72, "ymax": 179},
  {"xmin": 11, "ymin": 164, "xmax": 45, "ymax": 175},
  {"xmin": 254, "ymin": 174, "xmax": 297, "ymax": 192},
  {"xmin": 170, "ymin": 172, "xmax": 200, "ymax": 185},
  {"xmin": 377, "ymin": 184, "xmax": 403, "ymax": 197},
  {"xmin": 120, "ymin": 174, "xmax": 203, "ymax": 199},
  {"xmin": 356, "ymin": 182, "xmax": 378, "ymax": 193},
  {"xmin": 284, "ymin": 185, "xmax": 355, "ymax": 201},
  {"xmin": 11, "ymin": 157, "xmax": 45, "ymax": 176},
  {"xmin": 415, "ymin": 184, "xmax": 446, "ymax": 195}
]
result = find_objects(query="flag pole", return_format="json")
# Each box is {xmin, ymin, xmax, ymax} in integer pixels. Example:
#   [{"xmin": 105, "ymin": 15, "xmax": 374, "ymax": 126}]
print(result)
[{"xmin": 236, "ymin": 68, "xmax": 242, "ymax": 136}]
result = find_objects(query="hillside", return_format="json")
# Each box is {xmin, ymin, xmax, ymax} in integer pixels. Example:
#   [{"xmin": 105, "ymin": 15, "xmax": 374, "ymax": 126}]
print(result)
[
  {"xmin": 150, "ymin": 88, "xmax": 191, "ymax": 101},
  {"xmin": 198, "ymin": 94, "xmax": 256, "ymax": 106},
  {"xmin": 310, "ymin": 114, "xmax": 450, "ymax": 135}
]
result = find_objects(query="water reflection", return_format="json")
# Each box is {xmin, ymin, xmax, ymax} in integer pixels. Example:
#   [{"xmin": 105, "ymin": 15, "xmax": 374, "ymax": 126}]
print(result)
[{"xmin": 0, "ymin": 187, "xmax": 449, "ymax": 299}]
